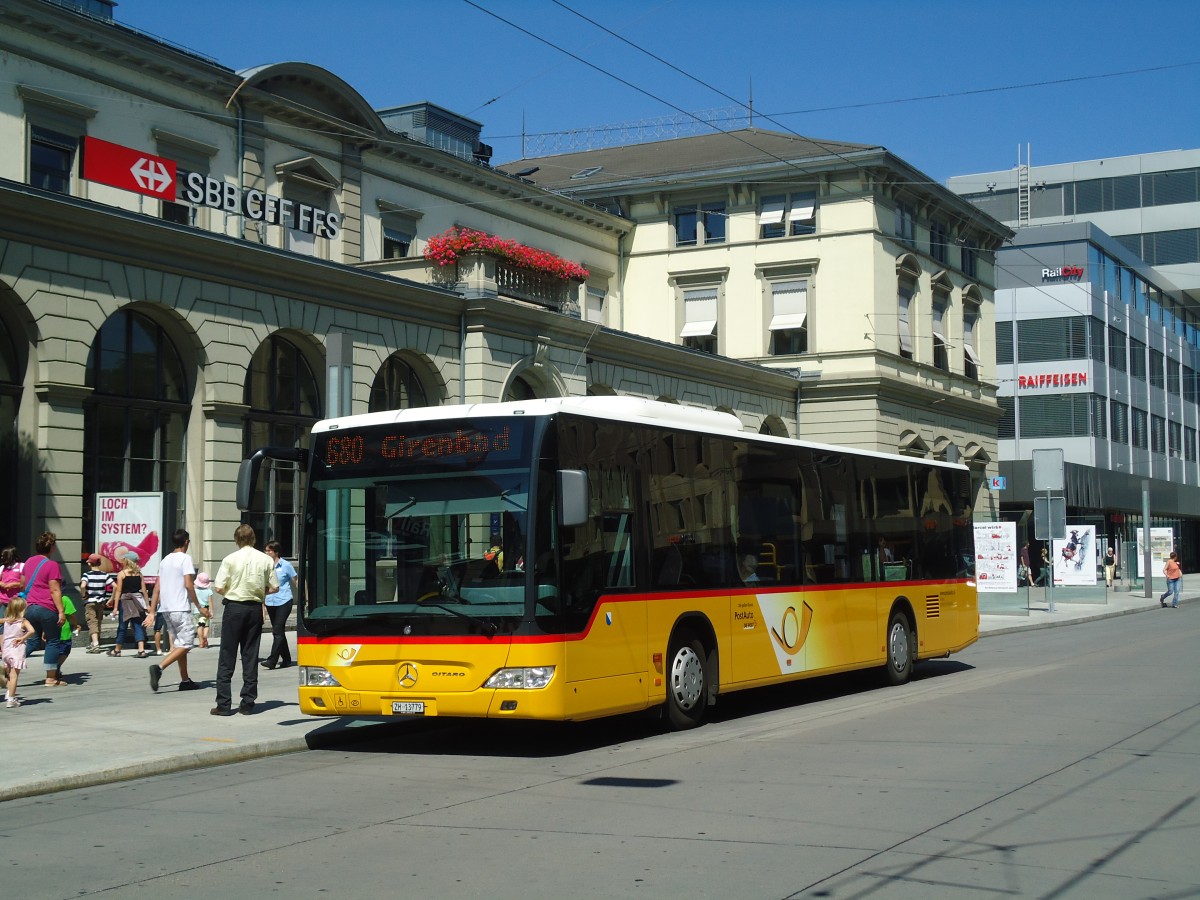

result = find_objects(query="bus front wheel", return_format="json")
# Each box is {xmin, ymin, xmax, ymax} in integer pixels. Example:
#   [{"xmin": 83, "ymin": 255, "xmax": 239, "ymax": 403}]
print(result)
[
  {"xmin": 884, "ymin": 609, "xmax": 914, "ymax": 686},
  {"xmin": 665, "ymin": 630, "xmax": 708, "ymax": 730}
]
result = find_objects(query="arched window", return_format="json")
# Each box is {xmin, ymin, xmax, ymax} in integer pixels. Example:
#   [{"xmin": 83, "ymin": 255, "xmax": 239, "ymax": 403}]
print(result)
[
  {"xmin": 84, "ymin": 309, "xmax": 190, "ymax": 544},
  {"xmin": 0, "ymin": 315, "xmax": 22, "ymax": 546},
  {"xmin": 504, "ymin": 374, "xmax": 538, "ymax": 402},
  {"xmin": 369, "ymin": 353, "xmax": 429, "ymax": 412},
  {"xmin": 243, "ymin": 334, "xmax": 321, "ymax": 555}
]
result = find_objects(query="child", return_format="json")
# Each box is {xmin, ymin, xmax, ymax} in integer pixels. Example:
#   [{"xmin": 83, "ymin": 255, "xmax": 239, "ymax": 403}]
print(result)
[
  {"xmin": 55, "ymin": 594, "xmax": 78, "ymax": 682},
  {"xmin": 193, "ymin": 572, "xmax": 213, "ymax": 649},
  {"xmin": 80, "ymin": 553, "xmax": 114, "ymax": 652},
  {"xmin": 3, "ymin": 597, "xmax": 36, "ymax": 707},
  {"xmin": 0, "ymin": 545, "xmax": 24, "ymax": 614}
]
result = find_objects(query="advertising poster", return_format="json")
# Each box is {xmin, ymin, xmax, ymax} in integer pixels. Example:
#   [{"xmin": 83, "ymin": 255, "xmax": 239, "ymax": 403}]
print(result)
[
  {"xmin": 93, "ymin": 492, "xmax": 164, "ymax": 577},
  {"xmin": 1135, "ymin": 527, "xmax": 1175, "ymax": 577},
  {"xmin": 973, "ymin": 521, "xmax": 1017, "ymax": 593},
  {"xmin": 1052, "ymin": 525, "xmax": 1096, "ymax": 586}
]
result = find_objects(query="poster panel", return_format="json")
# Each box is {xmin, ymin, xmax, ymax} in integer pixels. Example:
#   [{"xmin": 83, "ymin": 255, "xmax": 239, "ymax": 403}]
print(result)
[
  {"xmin": 93, "ymin": 492, "xmax": 164, "ymax": 577},
  {"xmin": 973, "ymin": 521, "xmax": 1017, "ymax": 593},
  {"xmin": 1135, "ymin": 527, "xmax": 1175, "ymax": 577},
  {"xmin": 1052, "ymin": 525, "xmax": 1097, "ymax": 586}
]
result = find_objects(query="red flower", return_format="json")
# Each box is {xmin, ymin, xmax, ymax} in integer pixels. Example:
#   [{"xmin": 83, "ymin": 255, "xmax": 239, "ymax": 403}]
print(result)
[{"xmin": 424, "ymin": 227, "xmax": 590, "ymax": 282}]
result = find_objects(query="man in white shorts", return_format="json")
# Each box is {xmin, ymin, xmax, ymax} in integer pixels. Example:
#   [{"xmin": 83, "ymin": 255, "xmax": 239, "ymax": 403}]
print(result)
[{"xmin": 145, "ymin": 529, "xmax": 205, "ymax": 692}]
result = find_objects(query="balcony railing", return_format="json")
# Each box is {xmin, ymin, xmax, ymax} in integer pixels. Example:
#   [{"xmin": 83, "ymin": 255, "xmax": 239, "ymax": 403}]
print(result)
[{"xmin": 495, "ymin": 260, "xmax": 575, "ymax": 312}]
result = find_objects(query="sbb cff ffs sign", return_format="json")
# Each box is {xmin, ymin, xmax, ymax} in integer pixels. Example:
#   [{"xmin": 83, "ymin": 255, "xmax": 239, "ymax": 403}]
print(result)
[{"xmin": 82, "ymin": 137, "xmax": 176, "ymax": 200}]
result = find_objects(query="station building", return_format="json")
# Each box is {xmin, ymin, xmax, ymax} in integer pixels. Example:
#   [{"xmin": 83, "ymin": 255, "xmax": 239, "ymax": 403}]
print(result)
[{"xmin": 0, "ymin": 0, "xmax": 800, "ymax": 571}]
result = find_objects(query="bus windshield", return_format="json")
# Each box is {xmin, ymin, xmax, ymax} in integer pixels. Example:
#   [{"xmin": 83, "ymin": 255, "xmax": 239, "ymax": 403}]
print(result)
[{"xmin": 304, "ymin": 418, "xmax": 539, "ymax": 638}]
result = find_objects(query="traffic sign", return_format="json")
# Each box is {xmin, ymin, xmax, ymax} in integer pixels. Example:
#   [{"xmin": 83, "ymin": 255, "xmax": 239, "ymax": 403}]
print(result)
[
  {"xmin": 1034, "ymin": 496, "xmax": 1066, "ymax": 541},
  {"xmin": 82, "ymin": 136, "xmax": 177, "ymax": 201}
]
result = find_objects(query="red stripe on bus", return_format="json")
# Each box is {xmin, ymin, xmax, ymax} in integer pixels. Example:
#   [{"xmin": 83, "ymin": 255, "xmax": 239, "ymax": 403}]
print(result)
[{"xmin": 296, "ymin": 578, "xmax": 970, "ymax": 647}]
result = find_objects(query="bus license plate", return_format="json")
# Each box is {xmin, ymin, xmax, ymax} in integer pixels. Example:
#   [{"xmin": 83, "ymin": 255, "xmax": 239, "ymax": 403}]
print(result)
[{"xmin": 392, "ymin": 701, "xmax": 426, "ymax": 715}]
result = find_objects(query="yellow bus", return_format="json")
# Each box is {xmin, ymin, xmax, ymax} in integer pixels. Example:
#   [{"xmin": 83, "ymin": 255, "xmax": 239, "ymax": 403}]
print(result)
[{"xmin": 238, "ymin": 397, "xmax": 978, "ymax": 729}]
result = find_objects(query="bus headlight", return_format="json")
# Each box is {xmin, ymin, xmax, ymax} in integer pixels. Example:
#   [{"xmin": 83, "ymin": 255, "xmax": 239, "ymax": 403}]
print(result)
[
  {"xmin": 299, "ymin": 666, "xmax": 341, "ymax": 688},
  {"xmin": 484, "ymin": 666, "xmax": 556, "ymax": 689}
]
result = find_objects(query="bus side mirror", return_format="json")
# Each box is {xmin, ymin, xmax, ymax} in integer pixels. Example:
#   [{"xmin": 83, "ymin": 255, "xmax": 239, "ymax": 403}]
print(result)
[
  {"xmin": 558, "ymin": 469, "xmax": 588, "ymax": 528},
  {"xmin": 236, "ymin": 447, "xmax": 310, "ymax": 512},
  {"xmin": 235, "ymin": 457, "xmax": 259, "ymax": 512}
]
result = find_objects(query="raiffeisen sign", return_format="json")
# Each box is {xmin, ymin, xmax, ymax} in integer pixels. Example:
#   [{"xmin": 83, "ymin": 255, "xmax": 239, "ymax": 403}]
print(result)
[
  {"xmin": 82, "ymin": 137, "xmax": 340, "ymax": 240},
  {"xmin": 1042, "ymin": 266, "xmax": 1084, "ymax": 280}
]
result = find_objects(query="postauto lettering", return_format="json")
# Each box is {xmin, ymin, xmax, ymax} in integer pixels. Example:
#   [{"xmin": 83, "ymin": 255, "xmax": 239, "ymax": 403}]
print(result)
[{"xmin": 180, "ymin": 173, "xmax": 340, "ymax": 239}]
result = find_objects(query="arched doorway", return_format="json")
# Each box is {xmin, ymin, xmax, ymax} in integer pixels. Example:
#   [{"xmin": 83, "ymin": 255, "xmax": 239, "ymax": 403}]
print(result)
[
  {"xmin": 369, "ymin": 352, "xmax": 431, "ymax": 412},
  {"xmin": 84, "ymin": 309, "xmax": 191, "ymax": 552},
  {"xmin": 242, "ymin": 333, "xmax": 321, "ymax": 555}
]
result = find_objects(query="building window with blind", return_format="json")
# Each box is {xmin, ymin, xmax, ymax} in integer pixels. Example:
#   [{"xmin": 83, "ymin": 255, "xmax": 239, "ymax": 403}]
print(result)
[
  {"xmin": 929, "ymin": 220, "xmax": 949, "ymax": 264},
  {"xmin": 1019, "ymin": 395, "xmax": 1092, "ymax": 437},
  {"xmin": 1131, "ymin": 408, "xmax": 1148, "ymax": 449},
  {"xmin": 759, "ymin": 192, "xmax": 817, "ymax": 238},
  {"xmin": 1186, "ymin": 427, "xmax": 1197, "ymax": 462},
  {"xmin": 1169, "ymin": 420, "xmax": 1182, "ymax": 458},
  {"xmin": 1168, "ymin": 357, "xmax": 1181, "ymax": 395},
  {"xmin": 1108, "ymin": 328, "xmax": 1126, "ymax": 372},
  {"xmin": 383, "ymin": 226, "xmax": 413, "ymax": 259},
  {"xmin": 155, "ymin": 130, "xmax": 217, "ymax": 229},
  {"xmin": 963, "ymin": 306, "xmax": 980, "ymax": 379},
  {"xmin": 998, "ymin": 396, "xmax": 1015, "ymax": 439},
  {"xmin": 996, "ymin": 320, "xmax": 1013, "ymax": 365},
  {"xmin": 897, "ymin": 275, "xmax": 915, "ymax": 360},
  {"xmin": 932, "ymin": 295, "xmax": 949, "ymax": 371},
  {"xmin": 585, "ymin": 285, "xmax": 606, "ymax": 324},
  {"xmin": 1111, "ymin": 399, "xmax": 1129, "ymax": 444},
  {"xmin": 1091, "ymin": 395, "xmax": 1108, "ymax": 440},
  {"xmin": 1185, "ymin": 366, "xmax": 1198, "ymax": 403},
  {"xmin": 1151, "ymin": 415, "xmax": 1166, "ymax": 454},
  {"xmin": 1149, "ymin": 349, "xmax": 1165, "ymax": 388},
  {"xmin": 276, "ymin": 157, "xmax": 340, "ymax": 259},
  {"xmin": 1017, "ymin": 317, "xmax": 1089, "ymax": 363},
  {"xmin": 680, "ymin": 286, "xmax": 719, "ymax": 354},
  {"xmin": 674, "ymin": 202, "xmax": 726, "ymax": 247},
  {"xmin": 1129, "ymin": 338, "xmax": 1147, "ymax": 379},
  {"xmin": 895, "ymin": 201, "xmax": 915, "ymax": 243},
  {"xmin": 960, "ymin": 240, "xmax": 978, "ymax": 278},
  {"xmin": 768, "ymin": 278, "xmax": 808, "ymax": 355},
  {"xmin": 29, "ymin": 126, "xmax": 78, "ymax": 194}
]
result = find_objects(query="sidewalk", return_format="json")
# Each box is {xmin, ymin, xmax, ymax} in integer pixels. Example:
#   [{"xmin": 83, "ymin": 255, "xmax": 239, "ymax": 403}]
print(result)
[{"xmin": 1, "ymin": 588, "xmax": 1193, "ymax": 802}]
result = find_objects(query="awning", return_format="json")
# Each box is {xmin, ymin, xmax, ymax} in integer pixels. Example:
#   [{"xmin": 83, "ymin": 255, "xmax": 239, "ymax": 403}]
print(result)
[{"xmin": 680, "ymin": 319, "xmax": 717, "ymax": 337}]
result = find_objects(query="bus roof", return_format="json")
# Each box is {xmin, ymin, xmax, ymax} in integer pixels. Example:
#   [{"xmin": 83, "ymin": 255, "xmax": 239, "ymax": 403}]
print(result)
[{"xmin": 312, "ymin": 397, "xmax": 968, "ymax": 472}]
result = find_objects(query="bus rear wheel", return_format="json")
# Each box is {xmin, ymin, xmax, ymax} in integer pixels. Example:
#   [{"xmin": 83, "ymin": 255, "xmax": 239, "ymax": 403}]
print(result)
[
  {"xmin": 665, "ymin": 630, "xmax": 708, "ymax": 730},
  {"xmin": 884, "ymin": 609, "xmax": 914, "ymax": 686}
]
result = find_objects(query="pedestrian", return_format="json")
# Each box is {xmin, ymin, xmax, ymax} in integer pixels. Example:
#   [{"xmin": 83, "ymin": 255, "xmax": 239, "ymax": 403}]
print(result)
[
  {"xmin": 0, "ymin": 545, "xmax": 24, "ymax": 613},
  {"xmin": 211, "ymin": 524, "xmax": 277, "ymax": 716},
  {"xmin": 145, "ymin": 529, "xmax": 207, "ymax": 693},
  {"xmin": 55, "ymin": 593, "xmax": 78, "ymax": 683},
  {"xmin": 1103, "ymin": 545, "xmax": 1116, "ymax": 588},
  {"xmin": 1035, "ymin": 545, "xmax": 1051, "ymax": 586},
  {"xmin": 1020, "ymin": 542, "xmax": 1033, "ymax": 586},
  {"xmin": 3, "ymin": 596, "xmax": 36, "ymax": 707},
  {"xmin": 80, "ymin": 553, "xmax": 114, "ymax": 652},
  {"xmin": 21, "ymin": 532, "xmax": 69, "ymax": 686},
  {"xmin": 261, "ymin": 540, "xmax": 296, "ymax": 670},
  {"xmin": 1159, "ymin": 552, "xmax": 1182, "ymax": 608},
  {"xmin": 193, "ymin": 572, "xmax": 213, "ymax": 649},
  {"xmin": 107, "ymin": 551, "xmax": 149, "ymax": 658}
]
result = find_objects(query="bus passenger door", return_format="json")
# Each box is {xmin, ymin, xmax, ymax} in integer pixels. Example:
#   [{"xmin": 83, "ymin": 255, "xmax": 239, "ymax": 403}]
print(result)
[{"xmin": 561, "ymin": 510, "xmax": 648, "ymax": 715}]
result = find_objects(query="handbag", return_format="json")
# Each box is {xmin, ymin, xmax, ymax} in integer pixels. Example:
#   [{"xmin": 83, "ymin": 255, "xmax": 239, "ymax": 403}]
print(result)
[{"xmin": 17, "ymin": 558, "xmax": 49, "ymax": 600}]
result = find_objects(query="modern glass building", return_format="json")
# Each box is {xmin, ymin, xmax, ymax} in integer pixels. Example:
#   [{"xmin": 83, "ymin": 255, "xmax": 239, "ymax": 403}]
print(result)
[{"xmin": 994, "ymin": 222, "xmax": 1200, "ymax": 568}]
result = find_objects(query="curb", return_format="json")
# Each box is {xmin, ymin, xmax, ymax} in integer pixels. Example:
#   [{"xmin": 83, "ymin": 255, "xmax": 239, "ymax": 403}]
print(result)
[{"xmin": 980, "ymin": 595, "xmax": 1193, "ymax": 638}]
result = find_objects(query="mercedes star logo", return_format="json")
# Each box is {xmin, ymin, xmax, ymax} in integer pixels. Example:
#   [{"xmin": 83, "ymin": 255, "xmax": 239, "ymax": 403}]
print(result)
[{"xmin": 398, "ymin": 662, "xmax": 418, "ymax": 688}]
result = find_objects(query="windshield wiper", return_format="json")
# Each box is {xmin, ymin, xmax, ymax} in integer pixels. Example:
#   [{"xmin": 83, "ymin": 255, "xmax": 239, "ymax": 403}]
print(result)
[{"xmin": 419, "ymin": 601, "xmax": 498, "ymax": 637}]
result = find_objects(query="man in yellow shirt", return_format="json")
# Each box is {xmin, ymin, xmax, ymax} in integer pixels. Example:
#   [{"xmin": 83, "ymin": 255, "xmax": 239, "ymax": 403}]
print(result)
[{"xmin": 211, "ymin": 524, "xmax": 278, "ymax": 716}]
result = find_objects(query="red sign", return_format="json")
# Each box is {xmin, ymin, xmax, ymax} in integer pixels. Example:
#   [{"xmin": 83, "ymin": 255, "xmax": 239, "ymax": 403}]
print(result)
[
  {"xmin": 1018, "ymin": 372, "xmax": 1088, "ymax": 389},
  {"xmin": 82, "ymin": 137, "xmax": 177, "ymax": 201}
]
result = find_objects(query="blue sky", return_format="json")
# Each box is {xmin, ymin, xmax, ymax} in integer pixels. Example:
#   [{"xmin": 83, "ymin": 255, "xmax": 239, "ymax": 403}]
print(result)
[{"xmin": 112, "ymin": 0, "xmax": 1200, "ymax": 183}]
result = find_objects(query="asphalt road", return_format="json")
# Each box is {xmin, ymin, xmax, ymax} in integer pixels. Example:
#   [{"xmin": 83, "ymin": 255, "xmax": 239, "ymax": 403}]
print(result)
[{"xmin": 5, "ymin": 607, "xmax": 1197, "ymax": 900}]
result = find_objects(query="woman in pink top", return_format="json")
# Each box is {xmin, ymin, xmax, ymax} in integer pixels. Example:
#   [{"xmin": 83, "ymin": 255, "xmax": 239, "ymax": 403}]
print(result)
[
  {"xmin": 22, "ymin": 532, "xmax": 68, "ymax": 686},
  {"xmin": 1160, "ymin": 552, "xmax": 1183, "ymax": 609}
]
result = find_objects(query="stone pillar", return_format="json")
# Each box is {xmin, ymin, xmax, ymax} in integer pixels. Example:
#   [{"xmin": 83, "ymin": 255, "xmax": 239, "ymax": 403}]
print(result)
[
  {"xmin": 456, "ymin": 254, "xmax": 497, "ymax": 300},
  {"xmin": 32, "ymin": 382, "xmax": 91, "ymax": 570}
]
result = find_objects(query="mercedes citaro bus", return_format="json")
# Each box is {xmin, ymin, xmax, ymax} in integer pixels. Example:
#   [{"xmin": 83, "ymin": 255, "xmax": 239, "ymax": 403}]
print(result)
[{"xmin": 237, "ymin": 397, "xmax": 977, "ymax": 729}]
